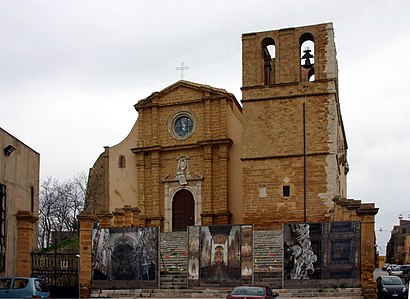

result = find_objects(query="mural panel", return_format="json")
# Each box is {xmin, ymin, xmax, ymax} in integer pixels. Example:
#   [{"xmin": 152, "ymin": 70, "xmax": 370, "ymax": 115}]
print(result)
[
  {"xmin": 92, "ymin": 227, "xmax": 159, "ymax": 289},
  {"xmin": 188, "ymin": 225, "xmax": 253, "ymax": 287},
  {"xmin": 284, "ymin": 221, "xmax": 360, "ymax": 288}
]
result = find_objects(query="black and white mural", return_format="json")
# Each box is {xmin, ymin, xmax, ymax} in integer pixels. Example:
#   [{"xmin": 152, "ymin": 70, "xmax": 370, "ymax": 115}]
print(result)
[
  {"xmin": 284, "ymin": 223, "xmax": 318, "ymax": 279},
  {"xmin": 188, "ymin": 225, "xmax": 253, "ymax": 287},
  {"xmin": 92, "ymin": 227, "xmax": 159, "ymax": 288},
  {"xmin": 284, "ymin": 221, "xmax": 360, "ymax": 287}
]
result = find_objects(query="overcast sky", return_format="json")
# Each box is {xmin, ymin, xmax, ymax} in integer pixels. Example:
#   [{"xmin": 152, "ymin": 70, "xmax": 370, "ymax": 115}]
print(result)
[{"xmin": 1, "ymin": 0, "xmax": 409, "ymax": 254}]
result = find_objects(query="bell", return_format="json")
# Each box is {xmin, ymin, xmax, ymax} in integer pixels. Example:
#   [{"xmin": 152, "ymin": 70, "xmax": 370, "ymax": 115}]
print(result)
[
  {"xmin": 301, "ymin": 49, "xmax": 314, "ymax": 59},
  {"xmin": 301, "ymin": 49, "xmax": 314, "ymax": 69},
  {"xmin": 303, "ymin": 58, "xmax": 313, "ymax": 69}
]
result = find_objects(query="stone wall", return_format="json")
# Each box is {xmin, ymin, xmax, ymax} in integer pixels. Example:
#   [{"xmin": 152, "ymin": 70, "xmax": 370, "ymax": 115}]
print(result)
[{"xmin": 241, "ymin": 23, "xmax": 346, "ymax": 228}]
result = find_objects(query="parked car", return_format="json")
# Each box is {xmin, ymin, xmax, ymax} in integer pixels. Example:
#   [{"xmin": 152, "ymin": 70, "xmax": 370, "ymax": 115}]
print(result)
[
  {"xmin": 0, "ymin": 277, "xmax": 50, "ymax": 298},
  {"xmin": 376, "ymin": 276, "xmax": 408, "ymax": 299},
  {"xmin": 402, "ymin": 265, "xmax": 410, "ymax": 282},
  {"xmin": 386, "ymin": 264, "xmax": 397, "ymax": 272},
  {"xmin": 226, "ymin": 286, "xmax": 279, "ymax": 299},
  {"xmin": 382, "ymin": 263, "xmax": 390, "ymax": 271},
  {"xmin": 400, "ymin": 264, "xmax": 410, "ymax": 272},
  {"xmin": 388, "ymin": 265, "xmax": 403, "ymax": 277}
]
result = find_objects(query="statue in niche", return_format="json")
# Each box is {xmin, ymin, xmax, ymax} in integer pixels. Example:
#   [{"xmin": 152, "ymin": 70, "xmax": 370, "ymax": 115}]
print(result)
[{"xmin": 176, "ymin": 156, "xmax": 190, "ymax": 185}]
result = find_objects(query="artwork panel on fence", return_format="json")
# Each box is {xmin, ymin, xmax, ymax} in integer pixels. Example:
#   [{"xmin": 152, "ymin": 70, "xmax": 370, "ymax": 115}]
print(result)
[
  {"xmin": 91, "ymin": 227, "xmax": 159, "ymax": 288},
  {"xmin": 283, "ymin": 221, "xmax": 360, "ymax": 283},
  {"xmin": 188, "ymin": 224, "xmax": 253, "ymax": 287},
  {"xmin": 188, "ymin": 226, "xmax": 200, "ymax": 283}
]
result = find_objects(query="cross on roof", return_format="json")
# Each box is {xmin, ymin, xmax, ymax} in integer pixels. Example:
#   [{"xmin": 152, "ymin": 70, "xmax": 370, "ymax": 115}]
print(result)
[{"xmin": 176, "ymin": 61, "xmax": 189, "ymax": 80}]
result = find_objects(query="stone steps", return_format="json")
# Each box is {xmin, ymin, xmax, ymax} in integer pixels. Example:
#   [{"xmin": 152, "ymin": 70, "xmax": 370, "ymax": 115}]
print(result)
[
  {"xmin": 160, "ymin": 231, "xmax": 188, "ymax": 272},
  {"xmin": 253, "ymin": 230, "xmax": 283, "ymax": 288},
  {"xmin": 90, "ymin": 287, "xmax": 363, "ymax": 298}
]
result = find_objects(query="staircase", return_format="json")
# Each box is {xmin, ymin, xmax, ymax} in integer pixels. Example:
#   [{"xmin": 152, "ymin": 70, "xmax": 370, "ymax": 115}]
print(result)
[
  {"xmin": 160, "ymin": 231, "xmax": 188, "ymax": 272},
  {"xmin": 160, "ymin": 231, "xmax": 188, "ymax": 289},
  {"xmin": 253, "ymin": 230, "xmax": 283, "ymax": 288}
]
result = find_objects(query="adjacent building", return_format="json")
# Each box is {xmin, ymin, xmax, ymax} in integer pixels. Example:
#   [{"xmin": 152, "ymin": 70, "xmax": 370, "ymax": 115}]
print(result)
[
  {"xmin": 386, "ymin": 219, "xmax": 410, "ymax": 264},
  {"xmin": 0, "ymin": 127, "xmax": 40, "ymax": 277}
]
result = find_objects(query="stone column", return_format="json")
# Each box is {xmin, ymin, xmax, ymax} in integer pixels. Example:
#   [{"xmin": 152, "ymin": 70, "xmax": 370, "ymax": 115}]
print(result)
[
  {"xmin": 97, "ymin": 213, "xmax": 113, "ymax": 228},
  {"xmin": 123, "ymin": 205, "xmax": 133, "ymax": 227},
  {"xmin": 131, "ymin": 207, "xmax": 141, "ymax": 227},
  {"xmin": 78, "ymin": 214, "xmax": 97, "ymax": 298},
  {"xmin": 113, "ymin": 208, "xmax": 124, "ymax": 227},
  {"xmin": 16, "ymin": 211, "xmax": 38, "ymax": 277},
  {"xmin": 357, "ymin": 204, "xmax": 378, "ymax": 299},
  {"xmin": 201, "ymin": 145, "xmax": 213, "ymax": 225}
]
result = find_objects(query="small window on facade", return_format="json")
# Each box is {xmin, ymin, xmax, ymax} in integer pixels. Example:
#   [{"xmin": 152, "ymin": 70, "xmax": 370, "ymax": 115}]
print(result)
[
  {"xmin": 30, "ymin": 186, "xmax": 34, "ymax": 212},
  {"xmin": 283, "ymin": 185, "xmax": 290, "ymax": 197},
  {"xmin": 0, "ymin": 184, "xmax": 6, "ymax": 259},
  {"xmin": 118, "ymin": 155, "xmax": 126, "ymax": 168}
]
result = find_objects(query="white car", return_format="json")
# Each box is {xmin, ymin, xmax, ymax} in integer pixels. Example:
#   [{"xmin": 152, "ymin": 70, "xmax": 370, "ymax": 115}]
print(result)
[{"xmin": 388, "ymin": 265, "xmax": 403, "ymax": 277}]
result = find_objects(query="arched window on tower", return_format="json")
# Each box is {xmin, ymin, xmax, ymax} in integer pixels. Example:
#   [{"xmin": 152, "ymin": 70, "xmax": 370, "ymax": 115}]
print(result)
[
  {"xmin": 300, "ymin": 33, "xmax": 315, "ymax": 82},
  {"xmin": 262, "ymin": 38, "xmax": 276, "ymax": 86},
  {"xmin": 118, "ymin": 155, "xmax": 126, "ymax": 168}
]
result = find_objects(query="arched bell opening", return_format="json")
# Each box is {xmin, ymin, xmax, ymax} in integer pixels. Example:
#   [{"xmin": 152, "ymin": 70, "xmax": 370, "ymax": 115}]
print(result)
[
  {"xmin": 262, "ymin": 37, "xmax": 276, "ymax": 86},
  {"xmin": 300, "ymin": 33, "xmax": 315, "ymax": 82}
]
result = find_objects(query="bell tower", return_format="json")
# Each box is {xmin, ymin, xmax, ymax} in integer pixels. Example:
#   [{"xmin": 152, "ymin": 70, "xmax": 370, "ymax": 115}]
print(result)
[{"xmin": 241, "ymin": 23, "xmax": 348, "ymax": 228}]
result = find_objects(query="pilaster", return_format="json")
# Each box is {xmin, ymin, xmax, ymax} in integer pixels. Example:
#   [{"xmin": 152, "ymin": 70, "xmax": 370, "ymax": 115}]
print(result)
[
  {"xmin": 16, "ymin": 211, "xmax": 38, "ymax": 277},
  {"xmin": 77, "ymin": 213, "xmax": 97, "ymax": 298},
  {"xmin": 357, "ymin": 204, "xmax": 379, "ymax": 299}
]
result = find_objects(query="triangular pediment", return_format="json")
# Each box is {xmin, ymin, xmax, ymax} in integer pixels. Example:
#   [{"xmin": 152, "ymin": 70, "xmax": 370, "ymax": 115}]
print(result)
[{"xmin": 134, "ymin": 80, "xmax": 235, "ymax": 109}]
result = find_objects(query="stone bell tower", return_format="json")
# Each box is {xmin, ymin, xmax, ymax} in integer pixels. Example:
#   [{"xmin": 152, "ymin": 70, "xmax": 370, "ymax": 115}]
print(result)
[{"xmin": 241, "ymin": 23, "xmax": 349, "ymax": 228}]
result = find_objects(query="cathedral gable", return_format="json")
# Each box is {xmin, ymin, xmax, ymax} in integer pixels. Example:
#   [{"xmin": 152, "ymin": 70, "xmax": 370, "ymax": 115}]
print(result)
[{"xmin": 134, "ymin": 80, "xmax": 232, "ymax": 110}]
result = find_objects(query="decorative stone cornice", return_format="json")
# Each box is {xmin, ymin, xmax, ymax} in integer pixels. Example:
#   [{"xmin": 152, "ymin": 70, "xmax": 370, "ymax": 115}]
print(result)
[
  {"xmin": 357, "ymin": 203, "xmax": 379, "ymax": 216},
  {"xmin": 77, "ymin": 213, "xmax": 97, "ymax": 222},
  {"xmin": 16, "ymin": 211, "xmax": 38, "ymax": 223}
]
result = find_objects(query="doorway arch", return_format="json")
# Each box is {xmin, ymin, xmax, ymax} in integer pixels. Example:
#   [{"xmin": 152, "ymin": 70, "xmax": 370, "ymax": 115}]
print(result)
[{"xmin": 172, "ymin": 189, "xmax": 194, "ymax": 231}]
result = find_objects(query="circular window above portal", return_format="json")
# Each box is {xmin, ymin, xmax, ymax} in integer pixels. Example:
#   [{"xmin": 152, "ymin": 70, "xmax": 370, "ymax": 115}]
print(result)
[{"xmin": 170, "ymin": 111, "xmax": 195, "ymax": 140}]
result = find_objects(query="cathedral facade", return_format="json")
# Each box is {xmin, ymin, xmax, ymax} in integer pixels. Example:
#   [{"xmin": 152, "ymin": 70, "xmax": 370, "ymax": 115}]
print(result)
[
  {"xmin": 80, "ymin": 22, "xmax": 379, "ymax": 297},
  {"xmin": 85, "ymin": 22, "xmax": 350, "ymax": 231},
  {"xmin": 85, "ymin": 81, "xmax": 243, "ymax": 231}
]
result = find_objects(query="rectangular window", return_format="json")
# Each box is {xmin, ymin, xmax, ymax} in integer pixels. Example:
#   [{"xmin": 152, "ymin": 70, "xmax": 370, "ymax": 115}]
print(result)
[
  {"xmin": 0, "ymin": 184, "xmax": 6, "ymax": 272},
  {"xmin": 283, "ymin": 185, "xmax": 290, "ymax": 197}
]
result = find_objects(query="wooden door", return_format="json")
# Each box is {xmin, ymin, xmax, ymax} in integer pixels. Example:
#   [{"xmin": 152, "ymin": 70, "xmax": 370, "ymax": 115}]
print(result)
[{"xmin": 172, "ymin": 190, "xmax": 194, "ymax": 231}]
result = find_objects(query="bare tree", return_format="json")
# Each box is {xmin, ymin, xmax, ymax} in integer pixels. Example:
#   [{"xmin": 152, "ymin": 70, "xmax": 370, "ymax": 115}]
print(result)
[{"xmin": 38, "ymin": 173, "xmax": 86, "ymax": 250}]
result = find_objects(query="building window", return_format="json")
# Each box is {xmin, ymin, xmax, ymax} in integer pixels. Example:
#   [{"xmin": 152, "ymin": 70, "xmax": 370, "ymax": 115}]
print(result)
[
  {"xmin": 0, "ymin": 184, "xmax": 6, "ymax": 272},
  {"xmin": 118, "ymin": 155, "xmax": 126, "ymax": 168},
  {"xmin": 283, "ymin": 185, "xmax": 290, "ymax": 197},
  {"xmin": 30, "ymin": 186, "xmax": 34, "ymax": 212},
  {"xmin": 169, "ymin": 111, "xmax": 196, "ymax": 140}
]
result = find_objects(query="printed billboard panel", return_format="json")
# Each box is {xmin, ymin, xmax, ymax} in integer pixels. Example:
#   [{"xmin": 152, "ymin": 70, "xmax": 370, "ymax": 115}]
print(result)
[
  {"xmin": 284, "ymin": 221, "xmax": 360, "ymax": 288},
  {"xmin": 92, "ymin": 227, "xmax": 159, "ymax": 289},
  {"xmin": 188, "ymin": 225, "xmax": 253, "ymax": 287}
]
